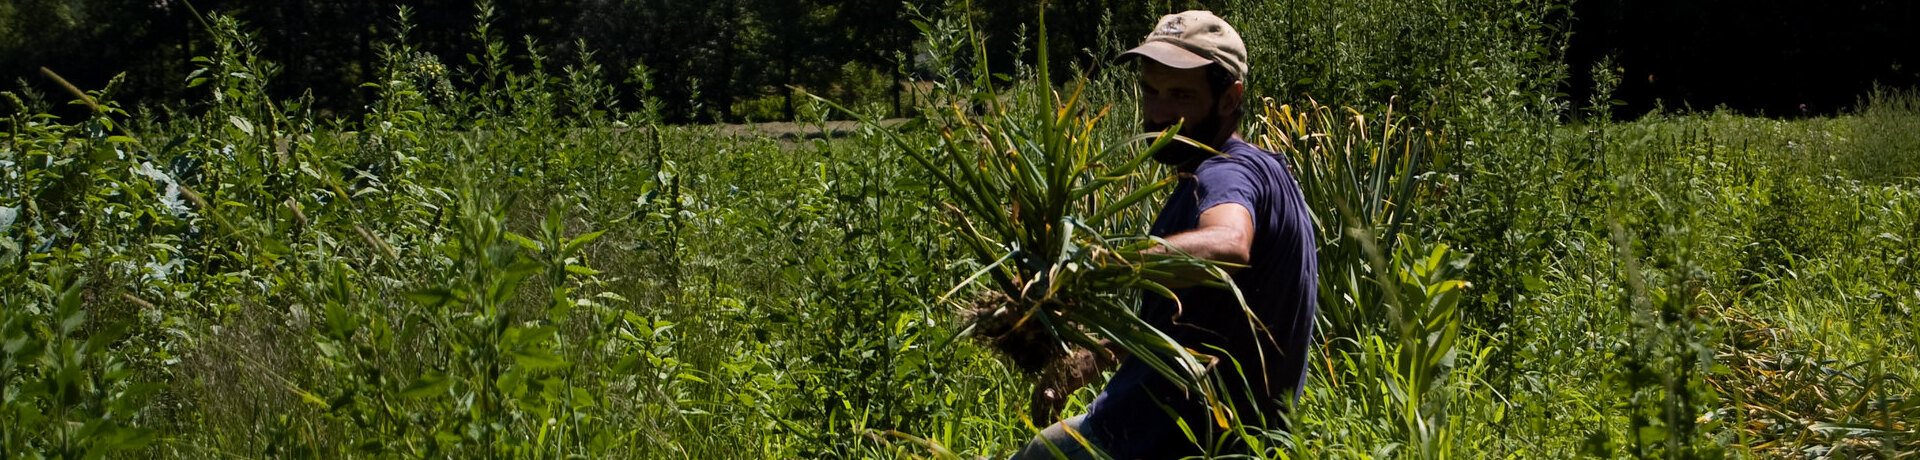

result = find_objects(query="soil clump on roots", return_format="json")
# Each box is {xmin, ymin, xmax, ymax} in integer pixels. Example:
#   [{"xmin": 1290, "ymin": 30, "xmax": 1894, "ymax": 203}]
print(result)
[{"xmin": 964, "ymin": 292, "xmax": 1100, "ymax": 386}]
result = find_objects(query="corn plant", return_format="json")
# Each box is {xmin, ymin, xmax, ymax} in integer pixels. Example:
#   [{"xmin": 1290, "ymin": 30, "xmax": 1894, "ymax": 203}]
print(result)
[{"xmin": 1364, "ymin": 234, "xmax": 1474, "ymax": 459}]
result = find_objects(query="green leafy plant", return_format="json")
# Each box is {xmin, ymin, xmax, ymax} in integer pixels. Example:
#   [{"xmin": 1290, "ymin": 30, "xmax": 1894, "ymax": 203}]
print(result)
[
  {"xmin": 1255, "ymin": 98, "xmax": 1478, "ymax": 458},
  {"xmin": 812, "ymin": 8, "xmax": 1248, "ymax": 430},
  {"xmin": 8, "ymin": 1, "xmax": 1920, "ymax": 458},
  {"xmin": 1255, "ymin": 100, "xmax": 1428, "ymax": 342},
  {"xmin": 1, "ymin": 258, "xmax": 159, "ymax": 459}
]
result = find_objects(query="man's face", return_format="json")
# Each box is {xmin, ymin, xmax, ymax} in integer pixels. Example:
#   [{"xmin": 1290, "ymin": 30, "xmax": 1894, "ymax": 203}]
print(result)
[{"xmin": 1139, "ymin": 60, "xmax": 1226, "ymax": 167}]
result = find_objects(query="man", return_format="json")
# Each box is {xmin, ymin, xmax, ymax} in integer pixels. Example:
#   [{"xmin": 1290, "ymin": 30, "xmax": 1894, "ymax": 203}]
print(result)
[{"xmin": 1012, "ymin": 11, "xmax": 1319, "ymax": 460}]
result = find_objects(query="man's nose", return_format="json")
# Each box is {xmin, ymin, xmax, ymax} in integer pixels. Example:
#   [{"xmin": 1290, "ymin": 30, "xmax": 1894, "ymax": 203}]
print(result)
[{"xmin": 1144, "ymin": 100, "xmax": 1178, "ymax": 126}]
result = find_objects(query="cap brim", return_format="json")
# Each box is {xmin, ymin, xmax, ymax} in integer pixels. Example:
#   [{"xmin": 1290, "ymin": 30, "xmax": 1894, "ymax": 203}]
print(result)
[{"xmin": 1117, "ymin": 41, "xmax": 1213, "ymax": 69}]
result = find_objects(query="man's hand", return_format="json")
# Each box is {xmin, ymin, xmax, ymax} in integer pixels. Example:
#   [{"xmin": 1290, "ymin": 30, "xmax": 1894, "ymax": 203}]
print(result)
[
  {"xmin": 1029, "ymin": 343, "xmax": 1128, "ymax": 425},
  {"xmin": 1028, "ymin": 345, "xmax": 1123, "ymax": 425}
]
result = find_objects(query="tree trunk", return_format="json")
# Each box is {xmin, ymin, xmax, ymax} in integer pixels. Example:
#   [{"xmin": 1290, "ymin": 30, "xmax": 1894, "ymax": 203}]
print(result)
[
  {"xmin": 783, "ymin": 51, "xmax": 796, "ymax": 120},
  {"xmin": 891, "ymin": 46, "xmax": 902, "ymax": 118},
  {"xmin": 715, "ymin": 0, "xmax": 740, "ymax": 122}
]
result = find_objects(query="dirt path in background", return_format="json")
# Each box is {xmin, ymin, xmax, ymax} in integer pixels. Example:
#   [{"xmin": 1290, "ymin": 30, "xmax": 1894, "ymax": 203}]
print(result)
[{"xmin": 711, "ymin": 119, "xmax": 911, "ymax": 141}]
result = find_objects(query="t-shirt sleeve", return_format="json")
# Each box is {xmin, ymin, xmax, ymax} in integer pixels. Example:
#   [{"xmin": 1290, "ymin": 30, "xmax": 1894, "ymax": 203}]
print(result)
[{"xmin": 1192, "ymin": 155, "xmax": 1261, "ymax": 220}]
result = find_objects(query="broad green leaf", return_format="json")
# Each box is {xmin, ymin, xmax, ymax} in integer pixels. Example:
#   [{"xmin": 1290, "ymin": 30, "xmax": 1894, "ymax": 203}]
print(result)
[
  {"xmin": 511, "ymin": 350, "xmax": 569, "ymax": 370},
  {"xmin": 405, "ymin": 287, "xmax": 459, "ymax": 307},
  {"xmin": 400, "ymin": 371, "xmax": 452, "ymax": 399},
  {"xmin": 565, "ymin": 230, "xmax": 606, "ymax": 253},
  {"xmin": 229, "ymin": 115, "xmax": 254, "ymax": 136}
]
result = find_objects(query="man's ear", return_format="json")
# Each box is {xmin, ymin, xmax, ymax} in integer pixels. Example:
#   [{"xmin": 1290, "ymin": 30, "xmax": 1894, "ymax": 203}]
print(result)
[{"xmin": 1217, "ymin": 80, "xmax": 1246, "ymax": 116}]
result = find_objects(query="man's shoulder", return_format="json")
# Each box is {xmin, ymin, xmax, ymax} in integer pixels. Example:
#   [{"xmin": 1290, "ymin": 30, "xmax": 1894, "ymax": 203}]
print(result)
[
  {"xmin": 1224, "ymin": 137, "xmax": 1274, "ymax": 157},
  {"xmin": 1197, "ymin": 138, "xmax": 1285, "ymax": 178}
]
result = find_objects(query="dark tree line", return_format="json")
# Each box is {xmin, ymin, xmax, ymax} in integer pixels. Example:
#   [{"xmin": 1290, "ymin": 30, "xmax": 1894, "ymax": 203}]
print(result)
[
  {"xmin": 1566, "ymin": 0, "xmax": 1920, "ymax": 117},
  {"xmin": 11, "ymin": 1, "xmax": 1912, "ymax": 123},
  {"xmin": 0, "ymin": 0, "xmax": 1159, "ymax": 124}
]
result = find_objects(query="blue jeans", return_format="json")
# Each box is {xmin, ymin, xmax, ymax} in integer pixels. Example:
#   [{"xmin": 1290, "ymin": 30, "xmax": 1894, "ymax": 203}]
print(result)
[{"xmin": 1010, "ymin": 415, "xmax": 1104, "ymax": 460}]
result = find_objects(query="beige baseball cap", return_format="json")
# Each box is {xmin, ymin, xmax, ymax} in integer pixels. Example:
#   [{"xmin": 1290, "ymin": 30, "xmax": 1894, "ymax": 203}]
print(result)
[{"xmin": 1119, "ymin": 11, "xmax": 1248, "ymax": 83}]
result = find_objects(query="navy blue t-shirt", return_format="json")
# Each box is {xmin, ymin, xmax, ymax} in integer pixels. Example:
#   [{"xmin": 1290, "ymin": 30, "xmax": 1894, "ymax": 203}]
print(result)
[{"xmin": 1081, "ymin": 138, "xmax": 1319, "ymax": 458}]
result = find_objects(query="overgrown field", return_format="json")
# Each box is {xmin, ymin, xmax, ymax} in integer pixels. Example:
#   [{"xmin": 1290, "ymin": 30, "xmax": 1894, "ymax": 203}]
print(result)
[{"xmin": 3, "ymin": 1, "xmax": 1917, "ymax": 459}]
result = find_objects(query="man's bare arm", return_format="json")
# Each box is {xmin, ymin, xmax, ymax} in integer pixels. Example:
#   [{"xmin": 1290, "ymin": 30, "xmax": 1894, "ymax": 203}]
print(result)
[{"xmin": 1144, "ymin": 203, "xmax": 1255, "ymax": 287}]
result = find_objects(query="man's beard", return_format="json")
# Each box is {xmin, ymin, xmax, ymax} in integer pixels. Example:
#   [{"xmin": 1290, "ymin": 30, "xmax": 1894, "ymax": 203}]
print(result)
[{"xmin": 1145, "ymin": 113, "xmax": 1223, "ymax": 168}]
